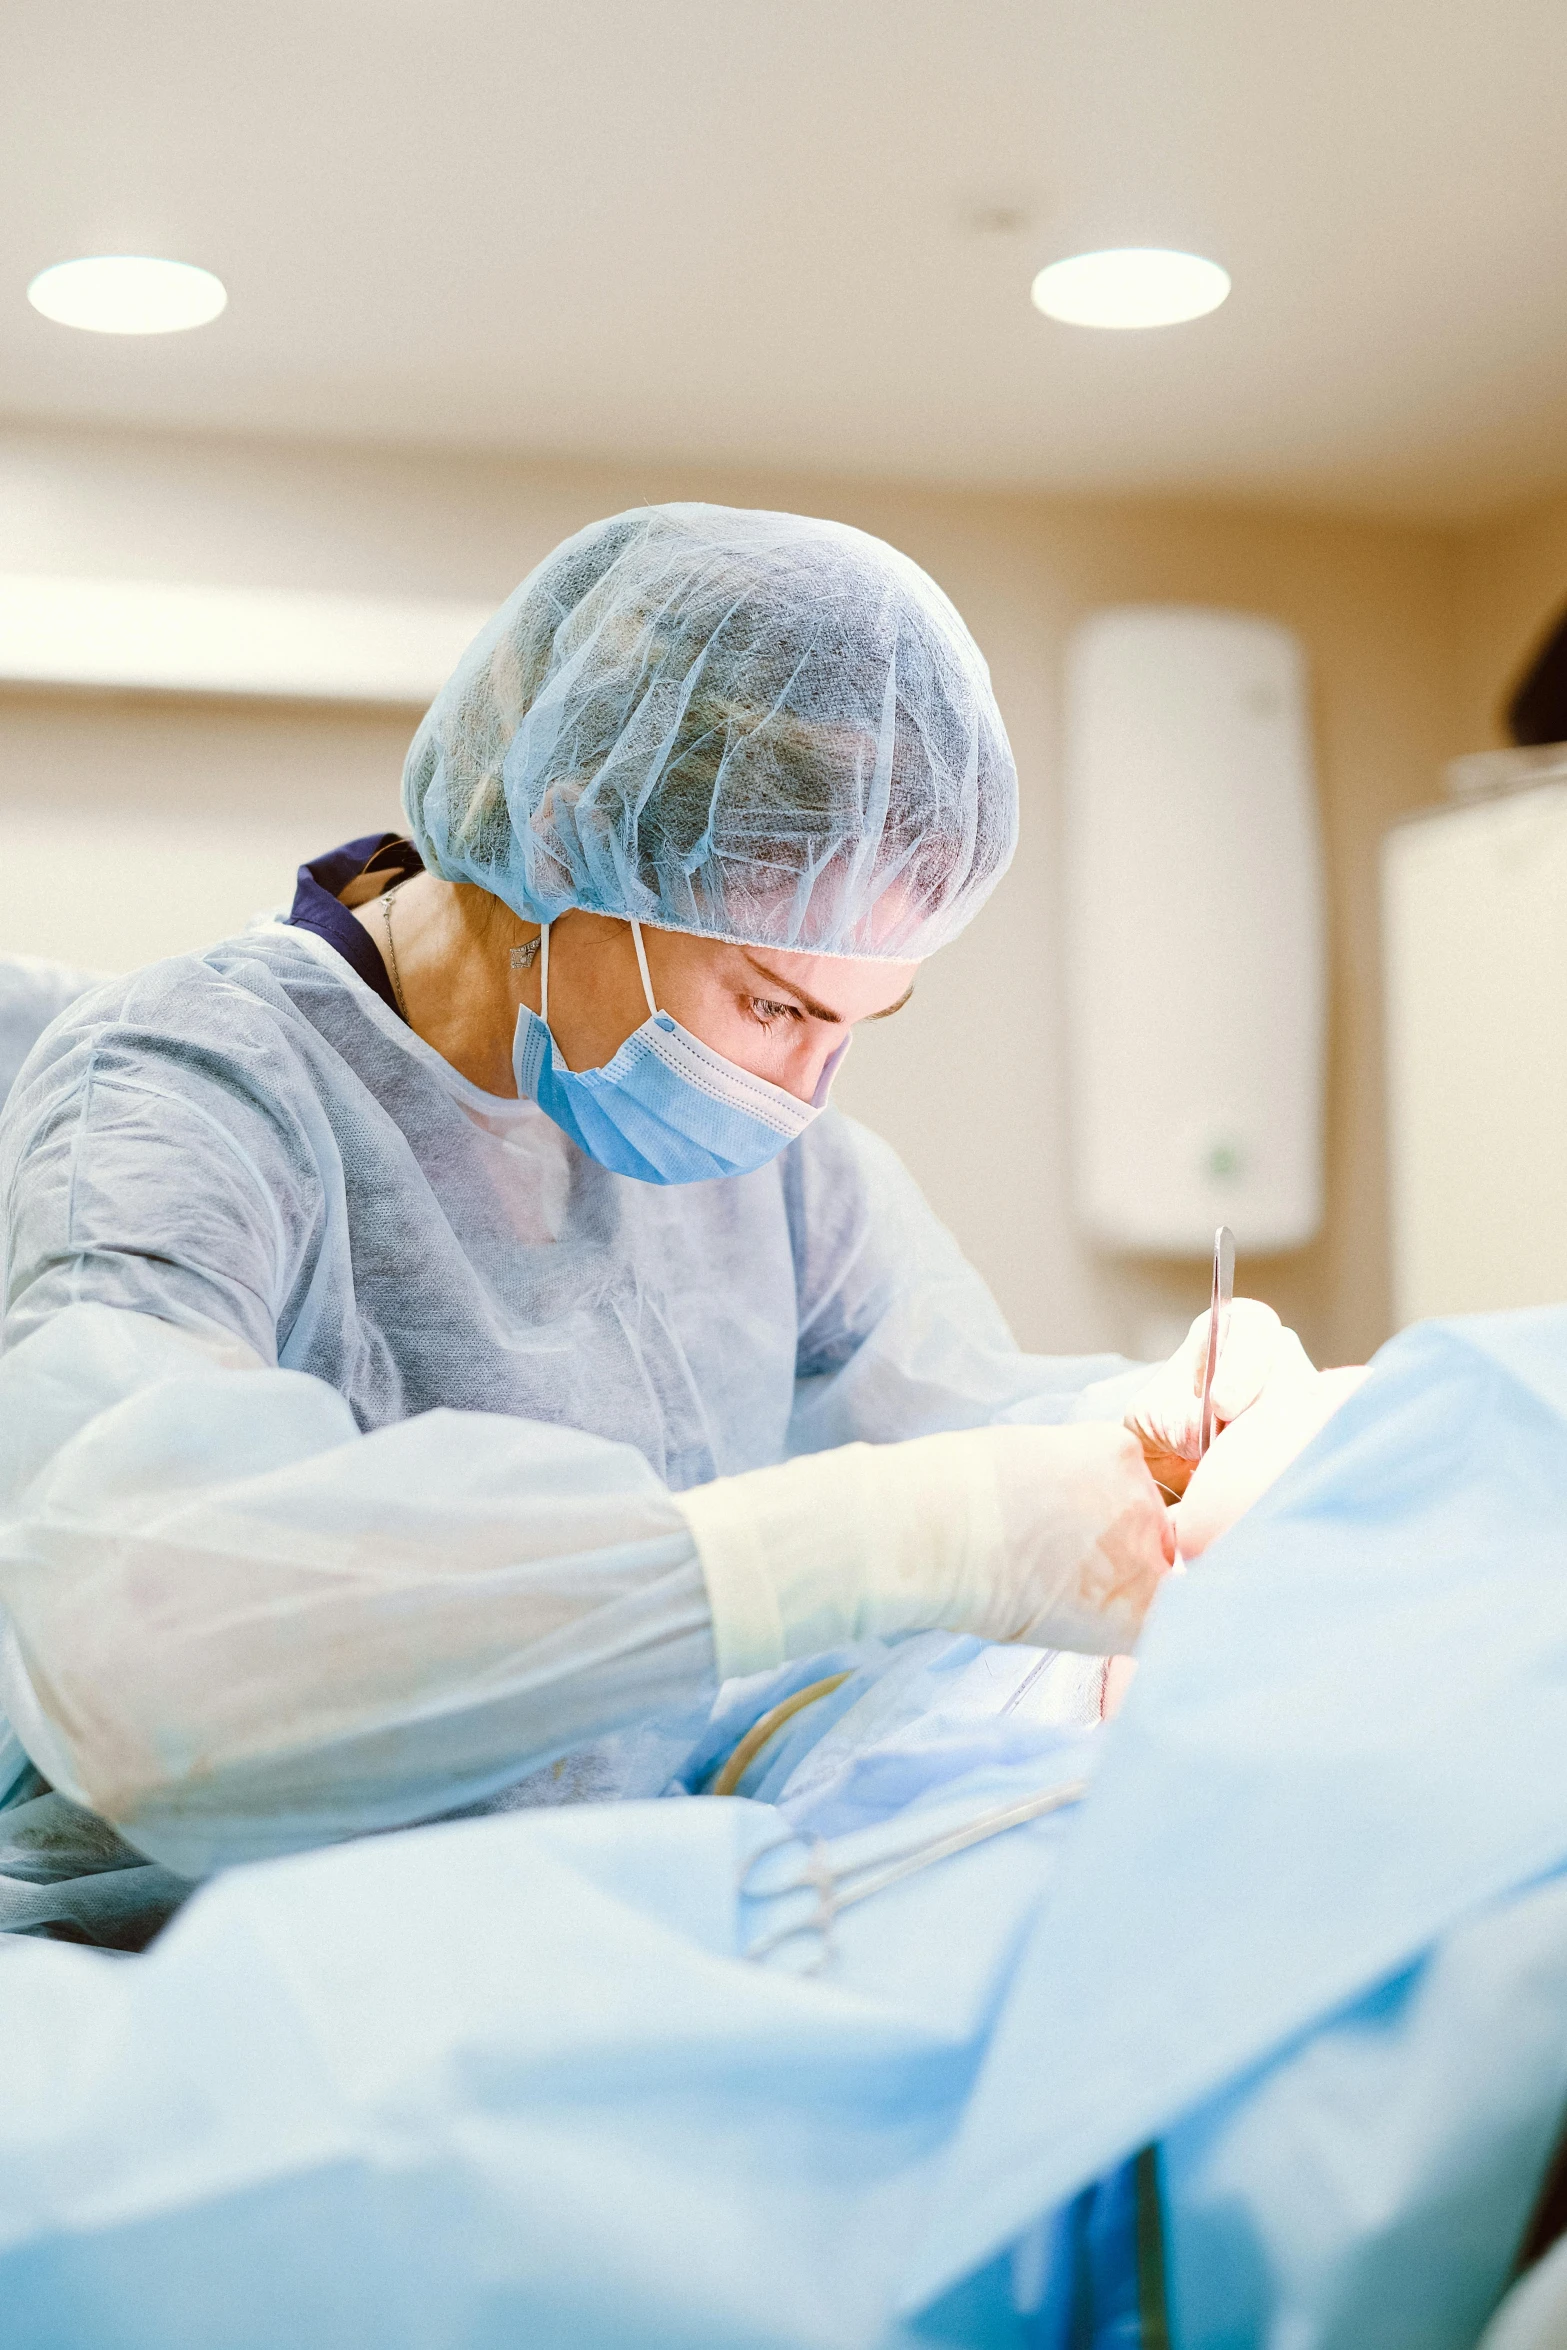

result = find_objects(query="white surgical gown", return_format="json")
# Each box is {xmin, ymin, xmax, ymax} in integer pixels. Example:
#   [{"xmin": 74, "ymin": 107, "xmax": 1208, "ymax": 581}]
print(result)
[
  {"xmin": 0, "ymin": 929, "xmax": 1135, "ymax": 1876},
  {"xmin": 0, "ymin": 951, "xmax": 108, "ymax": 1106}
]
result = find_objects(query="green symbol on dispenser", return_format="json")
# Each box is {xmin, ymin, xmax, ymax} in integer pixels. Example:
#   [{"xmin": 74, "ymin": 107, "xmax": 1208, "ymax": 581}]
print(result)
[{"xmin": 1205, "ymin": 1139, "xmax": 1244, "ymax": 1181}]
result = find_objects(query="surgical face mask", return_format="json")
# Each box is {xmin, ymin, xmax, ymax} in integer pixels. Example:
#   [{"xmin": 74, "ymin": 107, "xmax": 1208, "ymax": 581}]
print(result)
[{"xmin": 512, "ymin": 920, "xmax": 849, "ymax": 1184}]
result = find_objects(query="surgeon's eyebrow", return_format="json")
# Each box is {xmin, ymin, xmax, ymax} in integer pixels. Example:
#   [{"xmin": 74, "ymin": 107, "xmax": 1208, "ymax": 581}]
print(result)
[{"xmin": 740, "ymin": 950, "xmax": 914, "ymax": 1024}]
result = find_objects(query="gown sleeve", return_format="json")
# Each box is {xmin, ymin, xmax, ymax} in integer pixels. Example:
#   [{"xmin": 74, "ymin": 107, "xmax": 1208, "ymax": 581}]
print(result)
[
  {"xmin": 783, "ymin": 1112, "xmax": 1149, "ymax": 1455},
  {"xmin": 0, "ymin": 984, "xmax": 715, "ymax": 1877}
]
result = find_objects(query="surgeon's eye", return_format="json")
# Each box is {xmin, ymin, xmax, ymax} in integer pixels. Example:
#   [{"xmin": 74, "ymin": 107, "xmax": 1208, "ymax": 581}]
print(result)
[{"xmin": 749, "ymin": 997, "xmax": 803, "ymax": 1031}]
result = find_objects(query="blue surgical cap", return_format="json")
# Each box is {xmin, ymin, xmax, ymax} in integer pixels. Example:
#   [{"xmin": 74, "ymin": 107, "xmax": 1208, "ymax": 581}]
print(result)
[{"xmin": 403, "ymin": 503, "xmax": 1018, "ymax": 961}]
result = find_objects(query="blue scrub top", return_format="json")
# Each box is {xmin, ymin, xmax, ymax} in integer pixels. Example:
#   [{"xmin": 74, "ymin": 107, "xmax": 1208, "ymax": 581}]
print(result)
[{"xmin": 284, "ymin": 833, "xmax": 424, "ymax": 1019}]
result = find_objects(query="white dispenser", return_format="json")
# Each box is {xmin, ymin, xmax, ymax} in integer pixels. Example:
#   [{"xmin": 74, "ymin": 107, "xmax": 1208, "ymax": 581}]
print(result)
[{"xmin": 1063, "ymin": 606, "xmax": 1325, "ymax": 1255}]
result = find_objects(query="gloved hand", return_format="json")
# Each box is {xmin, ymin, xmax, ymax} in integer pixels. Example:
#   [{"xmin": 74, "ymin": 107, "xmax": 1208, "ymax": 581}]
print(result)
[
  {"xmin": 982, "ymin": 1423, "xmax": 1177, "ymax": 1646},
  {"xmin": 1126, "ymin": 1299, "xmax": 1315, "ymax": 1501},
  {"xmin": 1173, "ymin": 1364, "xmax": 1371, "ymax": 1559},
  {"xmin": 674, "ymin": 1420, "xmax": 1176, "ymax": 1680}
]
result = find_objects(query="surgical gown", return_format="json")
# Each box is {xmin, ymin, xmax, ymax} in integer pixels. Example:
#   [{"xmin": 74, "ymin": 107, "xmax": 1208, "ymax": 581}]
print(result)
[{"xmin": 0, "ymin": 924, "xmax": 1136, "ymax": 1884}]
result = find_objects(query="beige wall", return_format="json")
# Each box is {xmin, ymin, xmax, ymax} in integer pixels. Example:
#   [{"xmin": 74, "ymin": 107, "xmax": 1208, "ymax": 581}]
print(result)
[{"xmin": 0, "ymin": 423, "xmax": 1467, "ymax": 1367}]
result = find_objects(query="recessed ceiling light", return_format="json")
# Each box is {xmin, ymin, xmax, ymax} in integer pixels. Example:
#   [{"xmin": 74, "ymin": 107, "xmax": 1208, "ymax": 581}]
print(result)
[
  {"xmin": 26, "ymin": 256, "xmax": 227, "ymax": 336},
  {"xmin": 1030, "ymin": 248, "xmax": 1230, "ymax": 330}
]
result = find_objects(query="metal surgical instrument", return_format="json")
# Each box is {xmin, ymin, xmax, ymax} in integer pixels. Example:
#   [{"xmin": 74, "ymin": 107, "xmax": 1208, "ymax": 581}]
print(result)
[
  {"xmin": 1198, "ymin": 1223, "xmax": 1236, "ymax": 1458},
  {"xmin": 739, "ymin": 1778, "xmax": 1089, "ymax": 1969}
]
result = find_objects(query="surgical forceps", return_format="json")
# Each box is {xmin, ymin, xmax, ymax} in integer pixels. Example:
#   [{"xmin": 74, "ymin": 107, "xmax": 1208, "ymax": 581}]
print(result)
[
  {"xmin": 1198, "ymin": 1224, "xmax": 1236, "ymax": 1459},
  {"xmin": 739, "ymin": 1778, "xmax": 1089, "ymax": 1969}
]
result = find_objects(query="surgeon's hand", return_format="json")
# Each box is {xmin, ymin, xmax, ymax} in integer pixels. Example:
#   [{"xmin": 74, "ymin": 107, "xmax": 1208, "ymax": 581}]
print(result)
[
  {"xmin": 1172, "ymin": 1364, "xmax": 1370, "ymax": 1558},
  {"xmin": 676, "ymin": 1418, "xmax": 1178, "ymax": 1679},
  {"xmin": 983, "ymin": 1423, "xmax": 1178, "ymax": 1650},
  {"xmin": 1126, "ymin": 1300, "xmax": 1314, "ymax": 1501}
]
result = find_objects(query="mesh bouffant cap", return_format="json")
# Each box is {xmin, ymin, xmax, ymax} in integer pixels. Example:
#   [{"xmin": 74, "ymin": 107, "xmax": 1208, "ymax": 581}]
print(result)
[{"xmin": 403, "ymin": 502, "xmax": 1018, "ymax": 961}]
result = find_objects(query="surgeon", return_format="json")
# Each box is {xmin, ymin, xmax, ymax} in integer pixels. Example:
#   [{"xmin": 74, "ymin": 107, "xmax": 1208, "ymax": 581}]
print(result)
[{"xmin": 0, "ymin": 504, "xmax": 1309, "ymax": 1886}]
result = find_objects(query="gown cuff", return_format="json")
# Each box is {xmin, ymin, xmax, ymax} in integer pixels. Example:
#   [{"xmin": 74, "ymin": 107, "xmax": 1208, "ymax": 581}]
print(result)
[{"xmin": 673, "ymin": 1436, "xmax": 1005, "ymax": 1683}]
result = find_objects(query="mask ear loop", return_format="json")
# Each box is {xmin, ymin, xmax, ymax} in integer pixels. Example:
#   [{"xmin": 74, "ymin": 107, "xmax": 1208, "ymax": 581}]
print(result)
[
  {"xmin": 543, "ymin": 918, "xmax": 656, "ymax": 1037},
  {"xmin": 629, "ymin": 919, "xmax": 659, "ymax": 1019}
]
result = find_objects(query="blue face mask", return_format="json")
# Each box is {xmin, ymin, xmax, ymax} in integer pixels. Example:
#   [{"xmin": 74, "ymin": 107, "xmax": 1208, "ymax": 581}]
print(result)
[{"xmin": 512, "ymin": 920, "xmax": 849, "ymax": 1185}]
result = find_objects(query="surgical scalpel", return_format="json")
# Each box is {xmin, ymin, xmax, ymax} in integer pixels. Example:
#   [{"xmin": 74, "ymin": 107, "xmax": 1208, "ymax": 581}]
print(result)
[{"xmin": 1198, "ymin": 1223, "xmax": 1235, "ymax": 1458}]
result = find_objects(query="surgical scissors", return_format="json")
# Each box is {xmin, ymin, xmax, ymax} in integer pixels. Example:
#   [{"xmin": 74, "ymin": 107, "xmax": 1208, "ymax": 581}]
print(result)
[{"xmin": 1198, "ymin": 1224, "xmax": 1235, "ymax": 1459}]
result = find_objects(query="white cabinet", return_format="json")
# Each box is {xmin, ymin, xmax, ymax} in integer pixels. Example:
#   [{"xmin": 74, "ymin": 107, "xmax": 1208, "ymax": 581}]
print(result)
[{"xmin": 1384, "ymin": 766, "xmax": 1567, "ymax": 1323}]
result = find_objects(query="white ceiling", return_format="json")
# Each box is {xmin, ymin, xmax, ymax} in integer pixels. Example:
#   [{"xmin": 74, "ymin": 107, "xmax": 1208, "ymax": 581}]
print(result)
[{"xmin": 4, "ymin": 0, "xmax": 1567, "ymax": 520}]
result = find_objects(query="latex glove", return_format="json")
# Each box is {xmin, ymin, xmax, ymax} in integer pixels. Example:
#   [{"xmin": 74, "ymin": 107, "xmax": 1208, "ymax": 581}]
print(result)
[
  {"xmin": 982, "ymin": 1424, "xmax": 1177, "ymax": 1647},
  {"xmin": 674, "ymin": 1421, "xmax": 1177, "ymax": 1679},
  {"xmin": 1127, "ymin": 1299, "xmax": 1315, "ymax": 1501},
  {"xmin": 1173, "ymin": 1364, "xmax": 1371, "ymax": 1559}
]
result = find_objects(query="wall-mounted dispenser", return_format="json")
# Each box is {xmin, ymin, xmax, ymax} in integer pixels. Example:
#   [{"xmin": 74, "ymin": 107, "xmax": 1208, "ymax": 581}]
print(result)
[{"xmin": 1063, "ymin": 606, "xmax": 1325, "ymax": 1255}]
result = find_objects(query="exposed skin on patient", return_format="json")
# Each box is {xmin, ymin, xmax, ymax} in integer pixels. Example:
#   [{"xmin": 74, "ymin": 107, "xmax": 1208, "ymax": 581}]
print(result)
[
  {"xmin": 1101, "ymin": 1655, "xmax": 1140, "ymax": 1720},
  {"xmin": 1174, "ymin": 1365, "xmax": 1372, "ymax": 1559},
  {"xmin": 1099, "ymin": 1364, "xmax": 1373, "ymax": 1721}
]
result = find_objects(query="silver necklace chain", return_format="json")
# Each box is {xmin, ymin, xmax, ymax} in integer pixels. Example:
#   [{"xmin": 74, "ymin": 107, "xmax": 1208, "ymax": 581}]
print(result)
[
  {"xmin": 380, "ymin": 885, "xmax": 540, "ymax": 1024},
  {"xmin": 378, "ymin": 881, "xmax": 411, "ymax": 1021}
]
